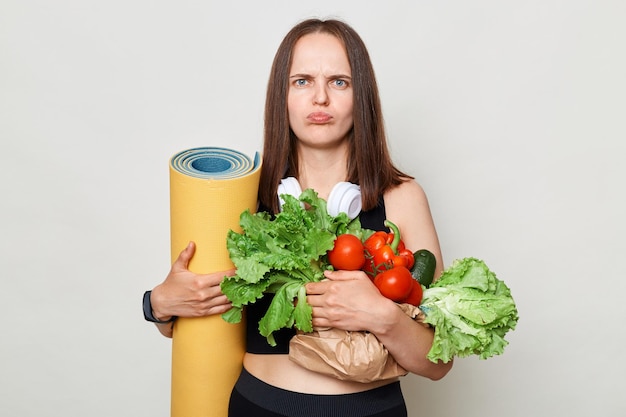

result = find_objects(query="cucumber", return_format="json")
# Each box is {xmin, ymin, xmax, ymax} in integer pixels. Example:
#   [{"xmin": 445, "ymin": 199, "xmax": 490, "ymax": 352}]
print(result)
[{"xmin": 410, "ymin": 249, "xmax": 436, "ymax": 288}]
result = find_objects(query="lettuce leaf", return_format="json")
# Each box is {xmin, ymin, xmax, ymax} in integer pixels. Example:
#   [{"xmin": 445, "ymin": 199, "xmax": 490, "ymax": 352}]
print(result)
[
  {"xmin": 419, "ymin": 258, "xmax": 519, "ymax": 363},
  {"xmin": 221, "ymin": 189, "xmax": 367, "ymax": 346}
]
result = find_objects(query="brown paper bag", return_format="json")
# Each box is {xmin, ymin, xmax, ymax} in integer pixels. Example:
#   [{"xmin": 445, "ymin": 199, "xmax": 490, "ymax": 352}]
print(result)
[{"xmin": 288, "ymin": 303, "xmax": 428, "ymax": 383}]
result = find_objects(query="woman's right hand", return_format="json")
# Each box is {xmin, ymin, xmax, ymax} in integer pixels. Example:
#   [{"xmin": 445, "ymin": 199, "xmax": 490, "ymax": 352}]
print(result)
[{"xmin": 150, "ymin": 241, "xmax": 234, "ymax": 326}]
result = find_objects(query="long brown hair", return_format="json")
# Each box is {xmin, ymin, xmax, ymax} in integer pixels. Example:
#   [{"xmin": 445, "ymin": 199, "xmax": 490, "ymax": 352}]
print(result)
[{"xmin": 258, "ymin": 18, "xmax": 411, "ymax": 213}]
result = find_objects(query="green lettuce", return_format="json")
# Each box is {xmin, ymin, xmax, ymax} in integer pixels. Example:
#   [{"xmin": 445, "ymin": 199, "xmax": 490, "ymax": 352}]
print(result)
[
  {"xmin": 220, "ymin": 189, "xmax": 367, "ymax": 346},
  {"xmin": 419, "ymin": 257, "xmax": 519, "ymax": 363}
]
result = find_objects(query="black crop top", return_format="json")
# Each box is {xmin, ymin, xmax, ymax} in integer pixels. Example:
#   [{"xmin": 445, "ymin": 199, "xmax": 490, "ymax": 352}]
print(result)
[{"xmin": 245, "ymin": 197, "xmax": 389, "ymax": 354}]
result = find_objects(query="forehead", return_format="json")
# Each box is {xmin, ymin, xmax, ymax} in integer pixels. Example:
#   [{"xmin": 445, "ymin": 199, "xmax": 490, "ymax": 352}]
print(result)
[{"xmin": 290, "ymin": 32, "xmax": 351, "ymax": 74}]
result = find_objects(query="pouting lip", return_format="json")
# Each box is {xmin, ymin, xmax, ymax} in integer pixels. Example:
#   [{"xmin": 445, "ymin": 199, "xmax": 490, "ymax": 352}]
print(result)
[{"xmin": 307, "ymin": 112, "xmax": 333, "ymax": 123}]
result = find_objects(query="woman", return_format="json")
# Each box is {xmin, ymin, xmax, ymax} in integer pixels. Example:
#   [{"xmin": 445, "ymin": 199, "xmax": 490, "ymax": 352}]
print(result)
[{"xmin": 147, "ymin": 18, "xmax": 452, "ymax": 417}]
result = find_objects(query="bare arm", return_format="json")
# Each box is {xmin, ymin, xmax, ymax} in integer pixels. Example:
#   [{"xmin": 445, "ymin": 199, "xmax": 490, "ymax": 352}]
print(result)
[
  {"xmin": 306, "ymin": 180, "xmax": 452, "ymax": 380},
  {"xmin": 149, "ymin": 241, "xmax": 234, "ymax": 338}
]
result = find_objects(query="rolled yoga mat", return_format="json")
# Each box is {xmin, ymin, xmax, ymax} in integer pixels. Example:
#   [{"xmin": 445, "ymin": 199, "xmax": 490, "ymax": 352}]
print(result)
[{"xmin": 169, "ymin": 147, "xmax": 261, "ymax": 417}]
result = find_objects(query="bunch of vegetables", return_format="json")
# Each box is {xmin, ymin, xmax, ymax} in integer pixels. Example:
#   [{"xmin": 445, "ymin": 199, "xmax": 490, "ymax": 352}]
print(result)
[
  {"xmin": 220, "ymin": 189, "xmax": 367, "ymax": 346},
  {"xmin": 360, "ymin": 220, "xmax": 433, "ymax": 307},
  {"xmin": 419, "ymin": 257, "xmax": 519, "ymax": 363},
  {"xmin": 221, "ymin": 189, "xmax": 518, "ymax": 363},
  {"xmin": 328, "ymin": 224, "xmax": 519, "ymax": 364},
  {"xmin": 326, "ymin": 218, "xmax": 433, "ymax": 306}
]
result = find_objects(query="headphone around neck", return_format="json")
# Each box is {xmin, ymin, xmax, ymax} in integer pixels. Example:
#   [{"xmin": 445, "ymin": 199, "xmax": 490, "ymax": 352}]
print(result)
[{"xmin": 277, "ymin": 177, "xmax": 362, "ymax": 219}]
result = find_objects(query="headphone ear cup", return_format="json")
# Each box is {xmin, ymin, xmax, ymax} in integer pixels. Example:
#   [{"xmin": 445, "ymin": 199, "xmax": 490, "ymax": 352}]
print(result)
[
  {"xmin": 327, "ymin": 182, "xmax": 362, "ymax": 219},
  {"xmin": 278, "ymin": 178, "xmax": 362, "ymax": 218},
  {"xmin": 277, "ymin": 177, "xmax": 303, "ymax": 211}
]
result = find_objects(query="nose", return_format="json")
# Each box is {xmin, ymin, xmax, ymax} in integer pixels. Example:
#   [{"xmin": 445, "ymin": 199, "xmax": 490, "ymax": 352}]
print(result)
[{"xmin": 313, "ymin": 83, "xmax": 329, "ymax": 106}]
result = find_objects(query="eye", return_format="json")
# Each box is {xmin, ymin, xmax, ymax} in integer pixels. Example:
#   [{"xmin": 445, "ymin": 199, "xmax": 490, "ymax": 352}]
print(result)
[
  {"xmin": 294, "ymin": 79, "xmax": 308, "ymax": 87},
  {"xmin": 332, "ymin": 79, "xmax": 350, "ymax": 89}
]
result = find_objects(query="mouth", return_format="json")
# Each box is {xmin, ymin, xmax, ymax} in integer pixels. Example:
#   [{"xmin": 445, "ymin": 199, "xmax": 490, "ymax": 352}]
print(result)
[{"xmin": 307, "ymin": 112, "xmax": 333, "ymax": 123}]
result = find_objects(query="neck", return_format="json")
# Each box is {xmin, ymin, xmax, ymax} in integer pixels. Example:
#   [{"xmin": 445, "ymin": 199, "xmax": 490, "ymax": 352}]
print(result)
[{"xmin": 296, "ymin": 144, "xmax": 349, "ymax": 200}]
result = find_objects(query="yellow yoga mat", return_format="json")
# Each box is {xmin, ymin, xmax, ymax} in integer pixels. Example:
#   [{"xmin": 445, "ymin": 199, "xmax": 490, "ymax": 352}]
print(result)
[{"xmin": 169, "ymin": 147, "xmax": 261, "ymax": 417}]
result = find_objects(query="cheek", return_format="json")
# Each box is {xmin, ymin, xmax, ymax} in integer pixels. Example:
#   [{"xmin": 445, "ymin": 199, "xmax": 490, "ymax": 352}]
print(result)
[
  {"xmin": 336, "ymin": 96, "xmax": 354, "ymax": 124},
  {"xmin": 287, "ymin": 93, "xmax": 303, "ymax": 119},
  {"xmin": 287, "ymin": 96, "xmax": 299, "ymax": 130},
  {"xmin": 338, "ymin": 104, "xmax": 354, "ymax": 129}
]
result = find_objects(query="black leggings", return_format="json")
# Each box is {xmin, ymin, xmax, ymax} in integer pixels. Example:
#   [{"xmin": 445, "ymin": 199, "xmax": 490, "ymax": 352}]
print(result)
[{"xmin": 228, "ymin": 368, "xmax": 407, "ymax": 417}]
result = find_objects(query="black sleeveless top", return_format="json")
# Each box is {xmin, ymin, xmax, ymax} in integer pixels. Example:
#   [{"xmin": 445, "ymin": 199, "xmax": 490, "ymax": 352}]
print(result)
[{"xmin": 245, "ymin": 197, "xmax": 389, "ymax": 354}]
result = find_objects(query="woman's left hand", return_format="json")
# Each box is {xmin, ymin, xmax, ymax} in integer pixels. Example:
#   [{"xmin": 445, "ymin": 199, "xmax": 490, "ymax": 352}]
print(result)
[{"xmin": 305, "ymin": 269, "xmax": 394, "ymax": 332}]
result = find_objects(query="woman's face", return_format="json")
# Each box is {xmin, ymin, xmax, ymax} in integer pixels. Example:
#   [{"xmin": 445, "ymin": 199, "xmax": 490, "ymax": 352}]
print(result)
[{"xmin": 287, "ymin": 32, "xmax": 354, "ymax": 150}]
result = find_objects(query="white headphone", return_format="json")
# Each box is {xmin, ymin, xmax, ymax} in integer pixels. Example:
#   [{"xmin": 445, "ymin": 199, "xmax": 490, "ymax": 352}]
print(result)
[{"xmin": 277, "ymin": 177, "xmax": 362, "ymax": 219}]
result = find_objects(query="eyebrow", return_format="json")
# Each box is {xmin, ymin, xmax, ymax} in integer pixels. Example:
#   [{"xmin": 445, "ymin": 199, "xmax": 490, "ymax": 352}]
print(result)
[{"xmin": 289, "ymin": 73, "xmax": 352, "ymax": 80}]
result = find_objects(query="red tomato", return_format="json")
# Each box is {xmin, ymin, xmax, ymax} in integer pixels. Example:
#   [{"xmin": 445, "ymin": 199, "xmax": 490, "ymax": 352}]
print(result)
[
  {"xmin": 403, "ymin": 281, "xmax": 423, "ymax": 306},
  {"xmin": 327, "ymin": 234, "xmax": 366, "ymax": 271},
  {"xmin": 373, "ymin": 266, "xmax": 414, "ymax": 302}
]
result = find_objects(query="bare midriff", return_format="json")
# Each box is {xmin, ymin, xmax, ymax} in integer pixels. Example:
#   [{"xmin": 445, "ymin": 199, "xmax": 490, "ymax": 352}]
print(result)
[{"xmin": 243, "ymin": 353, "xmax": 398, "ymax": 394}]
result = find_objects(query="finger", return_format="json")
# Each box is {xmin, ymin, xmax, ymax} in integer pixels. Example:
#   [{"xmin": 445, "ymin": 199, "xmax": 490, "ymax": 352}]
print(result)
[
  {"xmin": 197, "ymin": 294, "xmax": 233, "ymax": 316},
  {"xmin": 223, "ymin": 268, "xmax": 236, "ymax": 278},
  {"xmin": 305, "ymin": 292, "xmax": 323, "ymax": 307},
  {"xmin": 311, "ymin": 316, "xmax": 331, "ymax": 328},
  {"xmin": 203, "ymin": 293, "xmax": 232, "ymax": 309},
  {"xmin": 172, "ymin": 241, "xmax": 195, "ymax": 272},
  {"xmin": 188, "ymin": 301, "xmax": 233, "ymax": 318},
  {"xmin": 207, "ymin": 302, "xmax": 234, "ymax": 317},
  {"xmin": 323, "ymin": 269, "xmax": 367, "ymax": 281},
  {"xmin": 197, "ymin": 269, "xmax": 236, "ymax": 288},
  {"xmin": 305, "ymin": 281, "xmax": 328, "ymax": 295}
]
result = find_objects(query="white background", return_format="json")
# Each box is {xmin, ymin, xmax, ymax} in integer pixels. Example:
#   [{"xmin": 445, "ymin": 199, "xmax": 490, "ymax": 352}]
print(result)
[{"xmin": 1, "ymin": 1, "xmax": 624, "ymax": 416}]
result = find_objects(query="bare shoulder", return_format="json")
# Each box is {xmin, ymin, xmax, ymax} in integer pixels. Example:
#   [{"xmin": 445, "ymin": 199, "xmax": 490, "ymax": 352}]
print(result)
[
  {"xmin": 384, "ymin": 178, "xmax": 432, "ymax": 231},
  {"xmin": 384, "ymin": 178, "xmax": 430, "ymax": 209}
]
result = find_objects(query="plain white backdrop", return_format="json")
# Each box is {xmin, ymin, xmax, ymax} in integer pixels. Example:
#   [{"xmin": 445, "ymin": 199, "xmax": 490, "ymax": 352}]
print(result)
[{"xmin": 1, "ymin": 1, "xmax": 624, "ymax": 416}]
